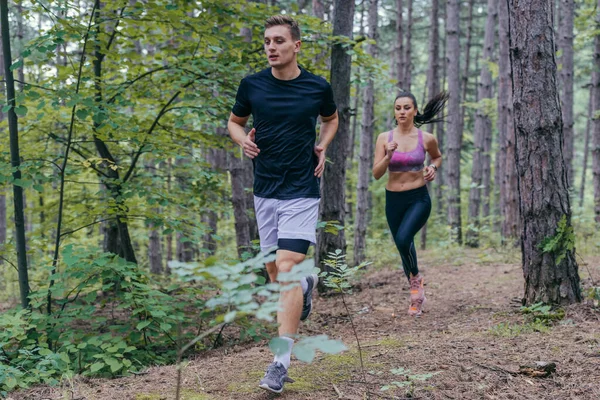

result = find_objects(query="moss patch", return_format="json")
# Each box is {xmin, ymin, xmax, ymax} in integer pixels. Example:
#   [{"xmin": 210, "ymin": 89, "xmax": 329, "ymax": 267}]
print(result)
[{"xmin": 228, "ymin": 349, "xmax": 383, "ymax": 394}]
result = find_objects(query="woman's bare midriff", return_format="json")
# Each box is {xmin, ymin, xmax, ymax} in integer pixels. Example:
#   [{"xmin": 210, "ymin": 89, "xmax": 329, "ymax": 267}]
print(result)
[{"xmin": 386, "ymin": 170, "xmax": 426, "ymax": 192}]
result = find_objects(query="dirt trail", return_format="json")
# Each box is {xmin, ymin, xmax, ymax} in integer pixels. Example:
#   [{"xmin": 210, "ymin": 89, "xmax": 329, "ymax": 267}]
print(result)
[{"xmin": 15, "ymin": 252, "xmax": 600, "ymax": 400}]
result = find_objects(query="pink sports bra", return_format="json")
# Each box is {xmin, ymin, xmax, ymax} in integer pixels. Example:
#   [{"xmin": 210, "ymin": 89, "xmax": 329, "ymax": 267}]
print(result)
[{"xmin": 388, "ymin": 129, "xmax": 426, "ymax": 172}]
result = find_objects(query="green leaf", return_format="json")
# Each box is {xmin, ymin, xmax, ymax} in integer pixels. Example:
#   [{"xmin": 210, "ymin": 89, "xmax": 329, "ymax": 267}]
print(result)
[
  {"xmin": 38, "ymin": 347, "xmax": 53, "ymax": 356},
  {"xmin": 10, "ymin": 59, "xmax": 23, "ymax": 71},
  {"xmin": 159, "ymin": 323, "xmax": 172, "ymax": 331},
  {"xmin": 224, "ymin": 311, "xmax": 237, "ymax": 323},
  {"xmin": 136, "ymin": 320, "xmax": 152, "ymax": 330},
  {"xmin": 14, "ymin": 105, "xmax": 28, "ymax": 117},
  {"xmin": 90, "ymin": 362, "xmax": 105, "ymax": 373},
  {"xmin": 76, "ymin": 109, "xmax": 89, "ymax": 120}
]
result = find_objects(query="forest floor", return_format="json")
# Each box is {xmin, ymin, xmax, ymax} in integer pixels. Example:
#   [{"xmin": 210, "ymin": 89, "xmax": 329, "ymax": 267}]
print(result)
[{"xmin": 13, "ymin": 250, "xmax": 600, "ymax": 400}]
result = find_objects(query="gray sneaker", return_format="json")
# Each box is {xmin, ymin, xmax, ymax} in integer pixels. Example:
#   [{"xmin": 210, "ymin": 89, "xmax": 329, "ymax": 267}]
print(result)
[
  {"xmin": 300, "ymin": 274, "xmax": 318, "ymax": 321},
  {"xmin": 259, "ymin": 362, "xmax": 294, "ymax": 393}
]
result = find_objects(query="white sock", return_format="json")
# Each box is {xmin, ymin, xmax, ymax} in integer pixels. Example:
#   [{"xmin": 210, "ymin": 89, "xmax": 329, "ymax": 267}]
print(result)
[
  {"xmin": 273, "ymin": 336, "xmax": 294, "ymax": 370},
  {"xmin": 300, "ymin": 276, "xmax": 308, "ymax": 294}
]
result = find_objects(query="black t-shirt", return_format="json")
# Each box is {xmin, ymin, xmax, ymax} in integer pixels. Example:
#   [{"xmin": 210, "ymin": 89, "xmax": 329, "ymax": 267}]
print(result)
[{"xmin": 231, "ymin": 67, "xmax": 337, "ymax": 199}]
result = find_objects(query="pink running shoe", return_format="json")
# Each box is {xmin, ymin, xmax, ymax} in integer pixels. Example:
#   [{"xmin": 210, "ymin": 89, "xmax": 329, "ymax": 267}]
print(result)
[{"xmin": 408, "ymin": 274, "xmax": 426, "ymax": 317}]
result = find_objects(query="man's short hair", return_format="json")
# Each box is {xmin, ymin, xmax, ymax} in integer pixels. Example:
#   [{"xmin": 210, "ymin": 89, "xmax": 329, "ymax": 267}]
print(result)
[{"xmin": 265, "ymin": 15, "xmax": 301, "ymax": 41}]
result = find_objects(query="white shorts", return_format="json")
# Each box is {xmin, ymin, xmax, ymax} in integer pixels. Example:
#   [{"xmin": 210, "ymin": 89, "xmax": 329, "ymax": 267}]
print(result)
[{"xmin": 254, "ymin": 196, "xmax": 321, "ymax": 253}]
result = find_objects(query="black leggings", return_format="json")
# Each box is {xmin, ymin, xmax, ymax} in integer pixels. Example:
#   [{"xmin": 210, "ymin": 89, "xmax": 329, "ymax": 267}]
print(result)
[{"xmin": 385, "ymin": 186, "xmax": 431, "ymax": 280}]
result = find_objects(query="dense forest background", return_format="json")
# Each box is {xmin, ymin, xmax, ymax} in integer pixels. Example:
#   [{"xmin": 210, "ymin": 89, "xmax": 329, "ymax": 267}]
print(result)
[{"xmin": 0, "ymin": 0, "xmax": 599, "ymax": 395}]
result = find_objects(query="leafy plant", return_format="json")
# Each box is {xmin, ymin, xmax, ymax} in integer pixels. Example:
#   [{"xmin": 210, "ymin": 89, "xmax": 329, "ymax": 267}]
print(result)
[
  {"xmin": 539, "ymin": 215, "xmax": 575, "ymax": 264},
  {"xmin": 381, "ymin": 367, "xmax": 439, "ymax": 395},
  {"xmin": 321, "ymin": 250, "xmax": 370, "ymax": 389}
]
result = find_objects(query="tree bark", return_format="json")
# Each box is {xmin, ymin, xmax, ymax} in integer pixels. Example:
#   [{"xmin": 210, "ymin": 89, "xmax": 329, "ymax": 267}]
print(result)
[
  {"xmin": 445, "ymin": 0, "xmax": 462, "ymax": 244},
  {"xmin": 559, "ymin": 0, "xmax": 575, "ymax": 188},
  {"xmin": 403, "ymin": 0, "xmax": 413, "ymax": 91},
  {"xmin": 312, "ymin": 0, "xmax": 325, "ymax": 19},
  {"xmin": 460, "ymin": 0, "xmax": 475, "ymax": 128},
  {"xmin": 229, "ymin": 149, "xmax": 252, "ymax": 259},
  {"xmin": 421, "ymin": 0, "xmax": 441, "ymax": 249},
  {"xmin": 508, "ymin": 0, "xmax": 581, "ymax": 304},
  {"xmin": 1, "ymin": 0, "xmax": 29, "ymax": 308},
  {"xmin": 593, "ymin": 0, "xmax": 600, "ymax": 223},
  {"xmin": 579, "ymin": 84, "xmax": 593, "ymax": 207},
  {"xmin": 317, "ymin": 0, "xmax": 354, "ymax": 276},
  {"xmin": 0, "ymin": 31, "xmax": 5, "ymax": 265},
  {"xmin": 93, "ymin": 1, "xmax": 136, "ymax": 264},
  {"xmin": 145, "ymin": 161, "xmax": 163, "ymax": 274},
  {"xmin": 354, "ymin": 0, "xmax": 378, "ymax": 265},
  {"xmin": 395, "ymin": 0, "xmax": 405, "ymax": 91},
  {"xmin": 466, "ymin": 0, "xmax": 497, "ymax": 247},
  {"xmin": 497, "ymin": 0, "xmax": 519, "ymax": 241},
  {"xmin": 436, "ymin": 0, "xmax": 446, "ymax": 217}
]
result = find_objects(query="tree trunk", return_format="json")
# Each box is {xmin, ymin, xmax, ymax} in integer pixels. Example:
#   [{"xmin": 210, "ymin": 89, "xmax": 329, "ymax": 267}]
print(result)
[
  {"xmin": 395, "ymin": 0, "xmax": 405, "ymax": 91},
  {"xmin": 422, "ymin": 0, "xmax": 440, "ymax": 248},
  {"xmin": 559, "ymin": 0, "xmax": 575, "ymax": 188},
  {"xmin": 354, "ymin": 0, "xmax": 378, "ymax": 265},
  {"xmin": 466, "ymin": 0, "xmax": 497, "ymax": 247},
  {"xmin": 93, "ymin": 2, "xmax": 136, "ymax": 264},
  {"xmin": 593, "ymin": 0, "xmax": 600, "ymax": 223},
  {"xmin": 229, "ymin": 149, "xmax": 252, "ymax": 259},
  {"xmin": 165, "ymin": 158, "xmax": 173, "ymax": 272},
  {"xmin": 403, "ymin": 0, "xmax": 413, "ymax": 91},
  {"xmin": 317, "ymin": 0, "xmax": 354, "ymax": 275},
  {"xmin": 436, "ymin": 0, "xmax": 446, "ymax": 217},
  {"xmin": 460, "ymin": 0, "xmax": 475, "ymax": 128},
  {"xmin": 445, "ymin": 0, "xmax": 462, "ymax": 244},
  {"xmin": 15, "ymin": 1, "xmax": 24, "ymax": 91},
  {"xmin": 1, "ymin": 0, "xmax": 29, "ymax": 308},
  {"xmin": 508, "ymin": 0, "xmax": 581, "ymax": 305},
  {"xmin": 497, "ymin": 0, "xmax": 519, "ymax": 241},
  {"xmin": 312, "ymin": 0, "xmax": 325, "ymax": 19},
  {"xmin": 145, "ymin": 161, "xmax": 163, "ymax": 274},
  {"xmin": 0, "ymin": 33, "xmax": 5, "ymax": 265},
  {"xmin": 579, "ymin": 84, "xmax": 593, "ymax": 207}
]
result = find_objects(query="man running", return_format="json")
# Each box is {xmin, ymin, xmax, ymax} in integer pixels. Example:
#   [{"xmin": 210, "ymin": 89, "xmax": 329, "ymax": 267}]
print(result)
[{"xmin": 227, "ymin": 15, "xmax": 339, "ymax": 394}]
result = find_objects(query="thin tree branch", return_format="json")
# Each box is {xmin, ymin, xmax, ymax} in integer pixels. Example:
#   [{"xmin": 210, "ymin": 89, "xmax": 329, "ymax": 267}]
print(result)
[
  {"xmin": 106, "ymin": 66, "xmax": 171, "ymax": 104},
  {"xmin": 0, "ymin": 79, "xmax": 56, "ymax": 91},
  {"xmin": 123, "ymin": 89, "xmax": 182, "ymax": 183},
  {"xmin": 48, "ymin": 0, "xmax": 98, "ymax": 319},
  {"xmin": 59, "ymin": 217, "xmax": 116, "ymax": 238},
  {"xmin": 106, "ymin": 7, "xmax": 126, "ymax": 51}
]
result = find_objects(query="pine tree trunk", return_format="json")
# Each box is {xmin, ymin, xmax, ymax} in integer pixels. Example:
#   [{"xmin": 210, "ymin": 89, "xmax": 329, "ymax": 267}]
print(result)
[
  {"xmin": 403, "ymin": 0, "xmax": 413, "ymax": 91},
  {"xmin": 165, "ymin": 158, "xmax": 173, "ymax": 273},
  {"xmin": 422, "ymin": 0, "xmax": 440, "ymax": 248},
  {"xmin": 1, "ymin": 0, "xmax": 29, "ymax": 308},
  {"xmin": 0, "ymin": 36, "xmax": 5, "ymax": 265},
  {"xmin": 312, "ymin": 0, "xmax": 325, "ymax": 19},
  {"xmin": 395, "ymin": 0, "xmax": 405, "ymax": 91},
  {"xmin": 593, "ymin": 0, "xmax": 600, "ymax": 223},
  {"xmin": 579, "ymin": 84, "xmax": 593, "ymax": 207},
  {"xmin": 229, "ymin": 149, "xmax": 252, "ymax": 259},
  {"xmin": 466, "ymin": 0, "xmax": 497, "ymax": 247},
  {"xmin": 460, "ymin": 0, "xmax": 475, "ymax": 127},
  {"xmin": 354, "ymin": 0, "xmax": 378, "ymax": 265},
  {"xmin": 436, "ymin": 0, "xmax": 446, "ymax": 217},
  {"xmin": 445, "ymin": 0, "xmax": 462, "ymax": 244},
  {"xmin": 508, "ymin": 0, "xmax": 581, "ymax": 305},
  {"xmin": 145, "ymin": 161, "xmax": 163, "ymax": 274},
  {"xmin": 317, "ymin": 0, "xmax": 355, "ymax": 275},
  {"xmin": 497, "ymin": 0, "xmax": 519, "ymax": 241},
  {"xmin": 559, "ymin": 0, "xmax": 575, "ymax": 188}
]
